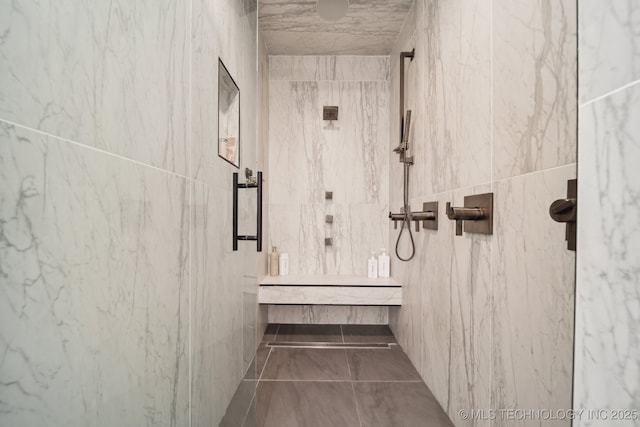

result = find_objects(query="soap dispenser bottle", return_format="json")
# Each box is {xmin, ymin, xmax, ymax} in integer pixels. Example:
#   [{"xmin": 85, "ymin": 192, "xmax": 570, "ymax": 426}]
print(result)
[
  {"xmin": 367, "ymin": 251, "xmax": 378, "ymax": 279},
  {"xmin": 378, "ymin": 248, "xmax": 390, "ymax": 278},
  {"xmin": 270, "ymin": 246, "xmax": 279, "ymax": 276}
]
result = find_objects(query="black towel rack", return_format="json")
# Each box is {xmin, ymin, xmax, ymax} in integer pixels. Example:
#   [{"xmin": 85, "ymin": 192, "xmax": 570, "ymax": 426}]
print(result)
[{"xmin": 233, "ymin": 171, "xmax": 263, "ymax": 252}]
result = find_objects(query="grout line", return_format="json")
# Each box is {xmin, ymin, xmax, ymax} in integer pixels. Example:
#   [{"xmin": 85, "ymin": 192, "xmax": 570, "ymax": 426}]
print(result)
[
  {"xmin": 257, "ymin": 347, "xmax": 273, "ymax": 382},
  {"xmin": 489, "ymin": 0, "xmax": 495, "ymax": 415},
  {"xmin": 351, "ymin": 382, "xmax": 363, "ymax": 427},
  {"xmin": 340, "ymin": 324, "xmax": 345, "ymax": 343},
  {"xmin": 187, "ymin": 1, "xmax": 193, "ymax": 424},
  {"xmin": 240, "ymin": 393, "xmax": 256, "ymax": 427},
  {"xmin": 490, "ymin": 0, "xmax": 494, "ymax": 187},
  {"xmin": 491, "ymin": 163, "xmax": 577, "ymax": 184},
  {"xmin": 579, "ymin": 78, "xmax": 640, "ymax": 107},
  {"xmin": 0, "ymin": 118, "xmax": 197, "ymax": 182}
]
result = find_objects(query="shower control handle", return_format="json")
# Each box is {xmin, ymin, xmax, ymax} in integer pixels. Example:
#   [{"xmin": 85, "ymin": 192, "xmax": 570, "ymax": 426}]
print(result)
[
  {"xmin": 445, "ymin": 193, "xmax": 494, "ymax": 236},
  {"xmin": 445, "ymin": 203, "xmax": 464, "ymax": 236},
  {"xmin": 549, "ymin": 198, "xmax": 576, "ymax": 222}
]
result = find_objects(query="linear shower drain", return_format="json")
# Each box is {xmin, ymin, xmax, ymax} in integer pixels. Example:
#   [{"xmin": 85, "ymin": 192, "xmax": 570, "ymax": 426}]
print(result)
[{"xmin": 266, "ymin": 342, "xmax": 394, "ymax": 349}]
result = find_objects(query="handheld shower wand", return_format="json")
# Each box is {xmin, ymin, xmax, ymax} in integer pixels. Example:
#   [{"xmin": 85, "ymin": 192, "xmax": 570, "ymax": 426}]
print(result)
[{"xmin": 394, "ymin": 110, "xmax": 416, "ymax": 261}]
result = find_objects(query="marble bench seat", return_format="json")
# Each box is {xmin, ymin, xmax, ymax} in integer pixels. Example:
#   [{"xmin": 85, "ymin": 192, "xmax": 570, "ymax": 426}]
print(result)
[{"xmin": 258, "ymin": 275, "xmax": 402, "ymax": 306}]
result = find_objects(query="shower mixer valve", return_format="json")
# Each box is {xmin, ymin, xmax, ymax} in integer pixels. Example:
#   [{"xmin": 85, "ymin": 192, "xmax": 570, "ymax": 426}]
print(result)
[
  {"xmin": 389, "ymin": 202, "xmax": 439, "ymax": 231},
  {"xmin": 445, "ymin": 193, "xmax": 494, "ymax": 236}
]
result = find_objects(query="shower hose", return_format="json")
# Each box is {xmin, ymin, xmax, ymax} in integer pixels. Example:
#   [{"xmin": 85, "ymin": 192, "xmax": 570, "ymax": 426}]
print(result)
[{"xmin": 395, "ymin": 161, "xmax": 415, "ymax": 261}]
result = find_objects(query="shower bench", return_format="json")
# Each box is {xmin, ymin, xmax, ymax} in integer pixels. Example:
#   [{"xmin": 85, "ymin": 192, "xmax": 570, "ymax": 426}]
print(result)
[{"xmin": 258, "ymin": 275, "xmax": 402, "ymax": 306}]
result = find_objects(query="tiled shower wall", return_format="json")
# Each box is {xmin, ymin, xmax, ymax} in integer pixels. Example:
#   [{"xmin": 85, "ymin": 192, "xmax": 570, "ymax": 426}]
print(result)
[
  {"xmin": 388, "ymin": 1, "xmax": 577, "ymax": 426},
  {"xmin": 574, "ymin": 1, "xmax": 640, "ymax": 424},
  {"xmin": 0, "ymin": 1, "xmax": 262, "ymax": 426},
  {"xmin": 268, "ymin": 56, "xmax": 390, "ymax": 277},
  {"xmin": 266, "ymin": 56, "xmax": 390, "ymax": 325}
]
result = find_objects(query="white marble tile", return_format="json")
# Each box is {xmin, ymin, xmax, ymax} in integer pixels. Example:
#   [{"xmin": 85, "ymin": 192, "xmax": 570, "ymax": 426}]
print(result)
[
  {"xmin": 491, "ymin": 165, "xmax": 576, "ymax": 426},
  {"xmin": 0, "ymin": 0, "xmax": 189, "ymax": 174},
  {"xmin": 324, "ymin": 81, "xmax": 390, "ymax": 205},
  {"xmin": 269, "ymin": 203, "xmax": 388, "ymax": 276},
  {"xmin": 579, "ymin": 0, "xmax": 640, "ymax": 103},
  {"xmin": 191, "ymin": 0, "xmax": 258, "ymax": 186},
  {"xmin": 574, "ymin": 84, "xmax": 640, "ymax": 418},
  {"xmin": 268, "ymin": 80, "xmax": 327, "ymax": 204},
  {"xmin": 260, "ymin": 275, "xmax": 401, "ymax": 287},
  {"xmin": 0, "ymin": 122, "xmax": 189, "ymax": 426},
  {"xmin": 268, "ymin": 305, "xmax": 388, "ymax": 325},
  {"xmin": 190, "ymin": 182, "xmax": 218, "ymax": 426},
  {"xmin": 259, "ymin": 0, "xmax": 413, "ymax": 55},
  {"xmin": 268, "ymin": 66, "xmax": 389, "ymax": 276},
  {"xmin": 493, "ymin": 0, "xmax": 577, "ymax": 179},
  {"xmin": 418, "ymin": 192, "xmax": 454, "ymax": 411},
  {"xmin": 447, "ymin": 185, "xmax": 492, "ymax": 427},
  {"xmin": 269, "ymin": 79, "xmax": 389, "ymax": 206},
  {"xmin": 269, "ymin": 56, "xmax": 389, "ymax": 81},
  {"xmin": 259, "ymin": 285, "xmax": 401, "ymax": 305},
  {"xmin": 257, "ymin": 38, "xmax": 271, "ymax": 341},
  {"xmin": 422, "ymin": 0, "xmax": 491, "ymax": 195}
]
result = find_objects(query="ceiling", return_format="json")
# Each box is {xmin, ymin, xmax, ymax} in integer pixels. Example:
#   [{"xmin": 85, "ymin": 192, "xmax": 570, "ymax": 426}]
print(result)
[{"xmin": 258, "ymin": 0, "xmax": 414, "ymax": 55}]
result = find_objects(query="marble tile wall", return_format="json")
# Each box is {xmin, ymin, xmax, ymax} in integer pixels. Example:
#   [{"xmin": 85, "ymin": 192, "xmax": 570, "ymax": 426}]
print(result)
[
  {"xmin": 1, "ymin": 0, "xmax": 263, "ymax": 426},
  {"xmin": 388, "ymin": 1, "xmax": 577, "ymax": 426},
  {"xmin": 268, "ymin": 305, "xmax": 388, "ymax": 325},
  {"xmin": 266, "ymin": 55, "xmax": 390, "ymax": 325},
  {"xmin": 268, "ymin": 56, "xmax": 390, "ymax": 276},
  {"xmin": 574, "ymin": 2, "xmax": 640, "ymax": 424}
]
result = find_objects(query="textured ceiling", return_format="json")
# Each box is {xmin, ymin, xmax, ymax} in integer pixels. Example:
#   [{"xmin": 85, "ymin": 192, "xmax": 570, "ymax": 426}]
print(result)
[{"xmin": 258, "ymin": 0, "xmax": 414, "ymax": 55}]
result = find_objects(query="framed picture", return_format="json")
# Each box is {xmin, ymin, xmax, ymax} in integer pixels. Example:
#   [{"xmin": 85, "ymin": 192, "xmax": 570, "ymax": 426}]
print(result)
[{"xmin": 218, "ymin": 58, "xmax": 240, "ymax": 168}]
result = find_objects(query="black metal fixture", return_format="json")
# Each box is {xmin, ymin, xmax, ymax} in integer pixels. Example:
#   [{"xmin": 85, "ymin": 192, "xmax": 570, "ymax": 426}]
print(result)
[
  {"xmin": 391, "ymin": 48, "xmax": 417, "ymax": 262},
  {"xmin": 446, "ymin": 193, "xmax": 494, "ymax": 236},
  {"xmin": 389, "ymin": 201, "xmax": 439, "ymax": 231},
  {"xmin": 549, "ymin": 179, "xmax": 577, "ymax": 251},
  {"xmin": 233, "ymin": 170, "xmax": 263, "ymax": 252},
  {"xmin": 323, "ymin": 106, "xmax": 339, "ymax": 121}
]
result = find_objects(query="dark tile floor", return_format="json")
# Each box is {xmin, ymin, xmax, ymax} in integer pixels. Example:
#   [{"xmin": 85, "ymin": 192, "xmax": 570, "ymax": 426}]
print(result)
[{"xmin": 220, "ymin": 324, "xmax": 454, "ymax": 427}]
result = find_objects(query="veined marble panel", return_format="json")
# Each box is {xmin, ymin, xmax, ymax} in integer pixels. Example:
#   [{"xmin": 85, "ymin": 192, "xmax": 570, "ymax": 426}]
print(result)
[
  {"xmin": 269, "ymin": 56, "xmax": 389, "ymax": 82},
  {"xmin": 259, "ymin": 0, "xmax": 413, "ymax": 55},
  {"xmin": 269, "ymin": 80, "xmax": 389, "ymax": 206},
  {"xmin": 268, "ymin": 80, "xmax": 327, "ymax": 205},
  {"xmin": 191, "ymin": 0, "xmax": 258, "ymax": 186},
  {"xmin": 579, "ymin": 0, "xmax": 640, "ymax": 103},
  {"xmin": 417, "ymin": 192, "xmax": 454, "ymax": 411},
  {"xmin": 447, "ymin": 185, "xmax": 492, "ymax": 427},
  {"xmin": 0, "ymin": 122, "xmax": 189, "ymax": 426},
  {"xmin": 268, "ymin": 68, "xmax": 389, "ymax": 276},
  {"xmin": 257, "ymin": 38, "xmax": 270, "ymax": 345},
  {"xmin": 575, "ymin": 85, "xmax": 640, "ymax": 420},
  {"xmin": 492, "ymin": 165, "xmax": 576, "ymax": 427},
  {"xmin": 268, "ymin": 305, "xmax": 388, "ymax": 325},
  {"xmin": 269, "ymin": 203, "xmax": 388, "ymax": 276},
  {"xmin": 192, "ymin": 181, "xmax": 254, "ymax": 425},
  {"xmin": 260, "ymin": 275, "xmax": 401, "ymax": 287},
  {"xmin": 493, "ymin": 0, "xmax": 577, "ymax": 179},
  {"xmin": 0, "ymin": 0, "xmax": 189, "ymax": 174},
  {"xmin": 420, "ymin": 0, "xmax": 491, "ymax": 195},
  {"xmin": 259, "ymin": 285, "xmax": 401, "ymax": 305}
]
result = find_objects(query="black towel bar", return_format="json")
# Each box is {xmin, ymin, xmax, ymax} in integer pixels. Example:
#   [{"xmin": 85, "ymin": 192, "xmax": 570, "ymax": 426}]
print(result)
[{"xmin": 233, "ymin": 171, "xmax": 262, "ymax": 252}]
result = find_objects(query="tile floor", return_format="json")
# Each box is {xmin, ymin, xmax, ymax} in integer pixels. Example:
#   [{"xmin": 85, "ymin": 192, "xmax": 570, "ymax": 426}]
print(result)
[{"xmin": 220, "ymin": 324, "xmax": 454, "ymax": 427}]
